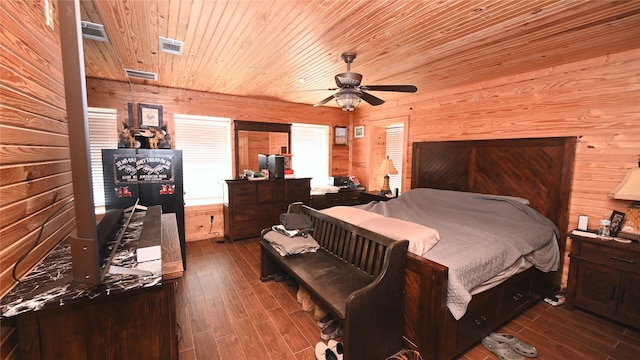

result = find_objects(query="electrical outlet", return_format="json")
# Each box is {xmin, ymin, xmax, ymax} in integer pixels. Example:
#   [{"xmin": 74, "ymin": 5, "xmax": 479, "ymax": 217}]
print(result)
[{"xmin": 209, "ymin": 215, "xmax": 214, "ymax": 224}]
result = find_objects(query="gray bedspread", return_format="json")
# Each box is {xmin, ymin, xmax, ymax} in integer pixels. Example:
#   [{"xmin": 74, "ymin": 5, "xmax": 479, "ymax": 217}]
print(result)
[{"xmin": 356, "ymin": 188, "xmax": 559, "ymax": 320}]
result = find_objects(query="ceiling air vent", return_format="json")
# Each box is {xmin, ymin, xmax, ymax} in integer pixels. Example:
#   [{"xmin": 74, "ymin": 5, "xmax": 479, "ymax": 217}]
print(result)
[
  {"xmin": 124, "ymin": 69, "xmax": 158, "ymax": 81},
  {"xmin": 158, "ymin": 36, "xmax": 184, "ymax": 55},
  {"xmin": 81, "ymin": 21, "xmax": 109, "ymax": 42}
]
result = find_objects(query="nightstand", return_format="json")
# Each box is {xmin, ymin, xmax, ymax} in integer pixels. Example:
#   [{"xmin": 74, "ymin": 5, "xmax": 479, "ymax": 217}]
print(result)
[
  {"xmin": 359, "ymin": 191, "xmax": 395, "ymax": 204},
  {"xmin": 566, "ymin": 231, "xmax": 640, "ymax": 329},
  {"xmin": 310, "ymin": 187, "xmax": 365, "ymax": 209}
]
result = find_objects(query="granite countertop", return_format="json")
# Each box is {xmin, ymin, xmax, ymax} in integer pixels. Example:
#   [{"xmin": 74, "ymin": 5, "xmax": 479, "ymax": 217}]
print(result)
[{"xmin": 0, "ymin": 212, "xmax": 162, "ymax": 318}]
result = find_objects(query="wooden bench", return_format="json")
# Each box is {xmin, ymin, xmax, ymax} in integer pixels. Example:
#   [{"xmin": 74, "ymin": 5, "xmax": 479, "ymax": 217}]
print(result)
[{"xmin": 260, "ymin": 204, "xmax": 409, "ymax": 360}]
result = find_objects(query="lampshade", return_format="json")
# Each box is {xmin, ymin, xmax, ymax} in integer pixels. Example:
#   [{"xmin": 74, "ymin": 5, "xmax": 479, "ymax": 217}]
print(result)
[
  {"xmin": 608, "ymin": 167, "xmax": 640, "ymax": 200},
  {"xmin": 378, "ymin": 157, "xmax": 398, "ymax": 175},
  {"xmin": 335, "ymin": 92, "xmax": 361, "ymax": 112}
]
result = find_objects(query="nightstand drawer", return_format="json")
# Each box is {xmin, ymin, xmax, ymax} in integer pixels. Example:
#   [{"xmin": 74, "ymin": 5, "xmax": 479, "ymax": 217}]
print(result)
[
  {"xmin": 581, "ymin": 242, "xmax": 639, "ymax": 272},
  {"xmin": 342, "ymin": 192, "xmax": 362, "ymax": 204}
]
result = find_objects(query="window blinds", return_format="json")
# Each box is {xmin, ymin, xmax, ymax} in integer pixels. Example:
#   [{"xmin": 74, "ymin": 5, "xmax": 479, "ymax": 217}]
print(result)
[
  {"xmin": 386, "ymin": 125, "xmax": 404, "ymax": 194},
  {"xmin": 291, "ymin": 123, "xmax": 330, "ymax": 187},
  {"xmin": 88, "ymin": 107, "xmax": 118, "ymax": 207},
  {"xmin": 173, "ymin": 114, "xmax": 232, "ymax": 205}
]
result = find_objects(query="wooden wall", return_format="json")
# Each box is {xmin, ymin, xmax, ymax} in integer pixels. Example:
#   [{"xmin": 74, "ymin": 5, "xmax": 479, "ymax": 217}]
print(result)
[
  {"xmin": 1, "ymin": 1, "xmax": 637, "ymax": 358},
  {"xmin": 85, "ymin": 79, "xmax": 349, "ymax": 241},
  {"xmin": 0, "ymin": 0, "xmax": 70, "ymax": 358},
  {"xmin": 355, "ymin": 49, "xmax": 640, "ymax": 285}
]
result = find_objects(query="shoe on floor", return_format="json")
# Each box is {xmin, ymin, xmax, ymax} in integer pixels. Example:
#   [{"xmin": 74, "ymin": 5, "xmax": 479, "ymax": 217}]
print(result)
[
  {"xmin": 297, "ymin": 286, "xmax": 315, "ymax": 312},
  {"xmin": 314, "ymin": 304, "xmax": 328, "ymax": 320},
  {"xmin": 317, "ymin": 313, "xmax": 334, "ymax": 330},
  {"xmin": 320, "ymin": 319, "xmax": 343, "ymax": 341},
  {"xmin": 314, "ymin": 342, "xmax": 338, "ymax": 360},
  {"xmin": 296, "ymin": 286, "xmax": 308, "ymax": 304},
  {"xmin": 481, "ymin": 336, "xmax": 524, "ymax": 360},
  {"xmin": 488, "ymin": 333, "xmax": 538, "ymax": 358},
  {"xmin": 274, "ymin": 273, "xmax": 289, "ymax": 282},
  {"xmin": 328, "ymin": 339, "xmax": 344, "ymax": 360},
  {"xmin": 302, "ymin": 295, "xmax": 315, "ymax": 312},
  {"xmin": 314, "ymin": 342, "xmax": 328, "ymax": 360}
]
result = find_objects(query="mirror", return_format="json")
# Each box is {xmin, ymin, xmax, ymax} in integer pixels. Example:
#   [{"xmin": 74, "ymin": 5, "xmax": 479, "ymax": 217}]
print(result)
[{"xmin": 234, "ymin": 120, "xmax": 291, "ymax": 177}]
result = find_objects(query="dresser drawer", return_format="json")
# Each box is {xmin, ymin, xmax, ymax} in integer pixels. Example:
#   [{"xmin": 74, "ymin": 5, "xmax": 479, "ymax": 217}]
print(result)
[
  {"xmin": 326, "ymin": 193, "xmax": 342, "ymax": 206},
  {"xmin": 501, "ymin": 272, "xmax": 532, "ymax": 318},
  {"xmin": 457, "ymin": 294, "xmax": 495, "ymax": 350},
  {"xmin": 230, "ymin": 182, "xmax": 257, "ymax": 196},
  {"xmin": 581, "ymin": 242, "xmax": 639, "ymax": 272}
]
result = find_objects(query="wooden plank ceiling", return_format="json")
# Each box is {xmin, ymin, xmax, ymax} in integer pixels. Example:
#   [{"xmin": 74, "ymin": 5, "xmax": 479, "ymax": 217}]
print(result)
[{"xmin": 79, "ymin": 0, "xmax": 640, "ymax": 109}]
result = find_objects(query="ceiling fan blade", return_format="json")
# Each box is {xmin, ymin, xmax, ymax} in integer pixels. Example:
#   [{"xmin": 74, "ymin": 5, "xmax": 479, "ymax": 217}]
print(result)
[
  {"xmin": 360, "ymin": 84, "xmax": 417, "ymax": 93},
  {"xmin": 287, "ymin": 88, "xmax": 338, "ymax": 93},
  {"xmin": 360, "ymin": 91, "xmax": 385, "ymax": 106},
  {"xmin": 313, "ymin": 94, "xmax": 336, "ymax": 107}
]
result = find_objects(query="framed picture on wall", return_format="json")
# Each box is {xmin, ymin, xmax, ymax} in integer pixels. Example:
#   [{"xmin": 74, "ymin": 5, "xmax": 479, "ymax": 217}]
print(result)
[
  {"xmin": 355, "ymin": 126, "xmax": 365, "ymax": 138},
  {"xmin": 334, "ymin": 126, "xmax": 348, "ymax": 145},
  {"xmin": 138, "ymin": 103, "xmax": 163, "ymax": 128}
]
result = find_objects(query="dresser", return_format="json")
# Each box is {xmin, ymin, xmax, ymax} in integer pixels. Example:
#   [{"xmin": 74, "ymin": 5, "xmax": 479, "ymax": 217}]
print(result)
[
  {"xmin": 1, "ymin": 212, "xmax": 184, "ymax": 360},
  {"xmin": 310, "ymin": 186, "xmax": 365, "ymax": 209},
  {"xmin": 566, "ymin": 232, "xmax": 640, "ymax": 329},
  {"xmin": 223, "ymin": 178, "xmax": 311, "ymax": 241}
]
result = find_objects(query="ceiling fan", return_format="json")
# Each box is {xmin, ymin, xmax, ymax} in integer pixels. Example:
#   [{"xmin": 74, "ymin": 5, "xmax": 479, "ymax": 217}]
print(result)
[{"xmin": 312, "ymin": 52, "xmax": 417, "ymax": 111}]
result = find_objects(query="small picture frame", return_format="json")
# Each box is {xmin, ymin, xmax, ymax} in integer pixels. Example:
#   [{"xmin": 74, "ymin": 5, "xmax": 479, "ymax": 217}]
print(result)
[
  {"xmin": 577, "ymin": 215, "xmax": 589, "ymax": 231},
  {"xmin": 610, "ymin": 210, "xmax": 625, "ymax": 237},
  {"xmin": 334, "ymin": 126, "xmax": 348, "ymax": 145},
  {"xmin": 354, "ymin": 125, "xmax": 365, "ymax": 138},
  {"xmin": 138, "ymin": 103, "xmax": 163, "ymax": 128}
]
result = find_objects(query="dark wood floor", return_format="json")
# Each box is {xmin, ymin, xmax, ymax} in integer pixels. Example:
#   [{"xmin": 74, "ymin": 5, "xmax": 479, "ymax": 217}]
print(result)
[{"xmin": 176, "ymin": 238, "xmax": 640, "ymax": 360}]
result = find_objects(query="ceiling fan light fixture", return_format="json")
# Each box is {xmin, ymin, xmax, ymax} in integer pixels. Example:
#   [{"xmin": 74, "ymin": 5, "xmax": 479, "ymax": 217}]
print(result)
[{"xmin": 335, "ymin": 92, "xmax": 361, "ymax": 111}]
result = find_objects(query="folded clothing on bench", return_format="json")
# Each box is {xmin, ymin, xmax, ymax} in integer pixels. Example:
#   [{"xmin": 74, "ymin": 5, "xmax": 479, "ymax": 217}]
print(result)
[{"xmin": 263, "ymin": 230, "xmax": 319, "ymax": 256}]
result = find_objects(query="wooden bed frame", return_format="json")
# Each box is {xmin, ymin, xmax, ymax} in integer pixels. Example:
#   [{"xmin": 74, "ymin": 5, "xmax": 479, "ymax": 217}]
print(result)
[{"xmin": 403, "ymin": 137, "xmax": 576, "ymax": 360}]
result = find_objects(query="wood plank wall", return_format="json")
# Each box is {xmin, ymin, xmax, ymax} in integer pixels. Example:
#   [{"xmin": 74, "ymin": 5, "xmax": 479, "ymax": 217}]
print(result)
[
  {"xmin": 1, "ymin": 2, "xmax": 637, "ymax": 359},
  {"xmin": 0, "ymin": 1, "xmax": 70, "ymax": 358},
  {"xmin": 355, "ymin": 49, "xmax": 640, "ymax": 286},
  {"xmin": 85, "ymin": 79, "xmax": 349, "ymax": 242}
]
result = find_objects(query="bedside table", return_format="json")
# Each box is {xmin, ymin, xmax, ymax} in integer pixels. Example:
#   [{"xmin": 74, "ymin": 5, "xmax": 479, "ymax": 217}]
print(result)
[
  {"xmin": 310, "ymin": 187, "xmax": 365, "ymax": 209},
  {"xmin": 566, "ymin": 231, "xmax": 640, "ymax": 329},
  {"xmin": 359, "ymin": 191, "xmax": 395, "ymax": 204}
]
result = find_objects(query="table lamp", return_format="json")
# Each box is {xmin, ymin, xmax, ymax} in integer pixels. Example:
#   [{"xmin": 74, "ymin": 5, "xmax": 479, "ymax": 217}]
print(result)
[
  {"xmin": 608, "ymin": 162, "xmax": 640, "ymax": 241},
  {"xmin": 378, "ymin": 156, "xmax": 398, "ymax": 195}
]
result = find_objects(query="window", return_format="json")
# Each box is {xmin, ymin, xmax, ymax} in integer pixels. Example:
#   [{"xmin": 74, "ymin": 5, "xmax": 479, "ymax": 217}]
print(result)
[
  {"xmin": 291, "ymin": 123, "xmax": 329, "ymax": 187},
  {"xmin": 173, "ymin": 114, "xmax": 232, "ymax": 205},
  {"xmin": 87, "ymin": 107, "xmax": 118, "ymax": 207},
  {"xmin": 386, "ymin": 125, "xmax": 404, "ymax": 194}
]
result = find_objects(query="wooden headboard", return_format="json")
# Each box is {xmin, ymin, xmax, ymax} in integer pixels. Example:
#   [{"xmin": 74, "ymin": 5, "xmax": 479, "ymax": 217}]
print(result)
[{"xmin": 411, "ymin": 137, "xmax": 576, "ymax": 277}]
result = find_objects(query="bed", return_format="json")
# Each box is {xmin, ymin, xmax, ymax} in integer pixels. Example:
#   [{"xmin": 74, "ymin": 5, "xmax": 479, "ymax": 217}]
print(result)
[{"xmin": 357, "ymin": 137, "xmax": 575, "ymax": 359}]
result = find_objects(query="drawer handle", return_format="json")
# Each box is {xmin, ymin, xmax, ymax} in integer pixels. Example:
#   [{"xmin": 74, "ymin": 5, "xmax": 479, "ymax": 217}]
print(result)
[
  {"xmin": 474, "ymin": 315, "xmax": 487, "ymax": 325},
  {"xmin": 611, "ymin": 256, "xmax": 635, "ymax": 264}
]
